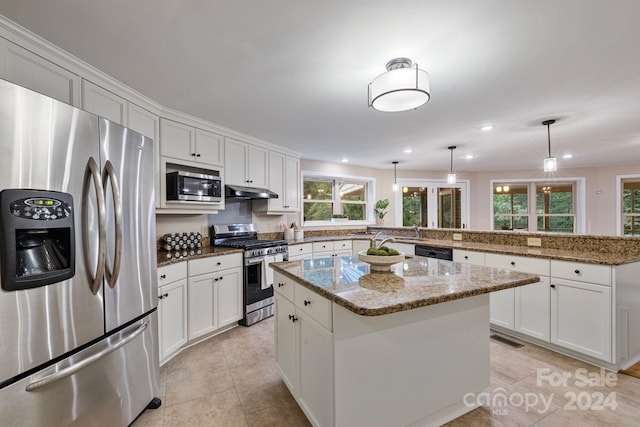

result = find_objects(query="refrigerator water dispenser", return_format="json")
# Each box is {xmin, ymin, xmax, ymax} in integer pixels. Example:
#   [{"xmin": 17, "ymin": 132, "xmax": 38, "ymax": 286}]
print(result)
[{"xmin": 0, "ymin": 189, "xmax": 75, "ymax": 291}]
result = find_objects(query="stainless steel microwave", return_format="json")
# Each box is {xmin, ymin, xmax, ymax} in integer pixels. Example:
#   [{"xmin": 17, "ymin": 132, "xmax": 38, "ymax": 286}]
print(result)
[{"xmin": 166, "ymin": 171, "xmax": 222, "ymax": 202}]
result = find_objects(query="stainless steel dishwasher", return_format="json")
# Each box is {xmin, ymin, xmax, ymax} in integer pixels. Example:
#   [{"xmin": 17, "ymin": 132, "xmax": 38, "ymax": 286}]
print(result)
[{"xmin": 414, "ymin": 245, "xmax": 453, "ymax": 261}]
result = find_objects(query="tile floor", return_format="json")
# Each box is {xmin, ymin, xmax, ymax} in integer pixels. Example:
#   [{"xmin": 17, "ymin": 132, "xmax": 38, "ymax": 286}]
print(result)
[{"xmin": 133, "ymin": 318, "xmax": 640, "ymax": 426}]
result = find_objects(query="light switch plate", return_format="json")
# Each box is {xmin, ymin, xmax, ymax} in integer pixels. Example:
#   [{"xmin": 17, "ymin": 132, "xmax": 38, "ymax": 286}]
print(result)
[
  {"xmin": 527, "ymin": 237, "xmax": 542, "ymax": 247},
  {"xmin": 452, "ymin": 233, "xmax": 463, "ymax": 241}
]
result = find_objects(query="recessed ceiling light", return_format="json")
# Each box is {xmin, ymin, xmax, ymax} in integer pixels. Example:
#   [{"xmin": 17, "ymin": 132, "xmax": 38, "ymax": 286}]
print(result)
[
  {"xmin": 563, "ymin": 154, "xmax": 573, "ymax": 159},
  {"xmin": 465, "ymin": 154, "xmax": 474, "ymax": 159},
  {"xmin": 341, "ymin": 158, "xmax": 349, "ymax": 163},
  {"xmin": 480, "ymin": 125, "xmax": 494, "ymax": 131},
  {"xmin": 403, "ymin": 148, "xmax": 413, "ymax": 154}
]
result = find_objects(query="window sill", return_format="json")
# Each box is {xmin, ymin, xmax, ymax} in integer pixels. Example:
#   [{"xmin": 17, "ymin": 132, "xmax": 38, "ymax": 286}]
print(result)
[{"xmin": 303, "ymin": 220, "xmax": 374, "ymax": 228}]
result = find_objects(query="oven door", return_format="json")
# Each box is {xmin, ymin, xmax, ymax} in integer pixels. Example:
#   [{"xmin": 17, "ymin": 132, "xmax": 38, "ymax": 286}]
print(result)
[{"xmin": 244, "ymin": 256, "xmax": 275, "ymax": 313}]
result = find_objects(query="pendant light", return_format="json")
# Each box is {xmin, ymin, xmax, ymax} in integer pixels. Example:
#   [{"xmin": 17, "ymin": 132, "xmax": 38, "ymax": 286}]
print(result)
[
  {"xmin": 368, "ymin": 58, "xmax": 430, "ymax": 112},
  {"xmin": 542, "ymin": 119, "xmax": 557, "ymax": 172},
  {"xmin": 447, "ymin": 146, "xmax": 457, "ymax": 184},
  {"xmin": 392, "ymin": 161, "xmax": 399, "ymax": 192}
]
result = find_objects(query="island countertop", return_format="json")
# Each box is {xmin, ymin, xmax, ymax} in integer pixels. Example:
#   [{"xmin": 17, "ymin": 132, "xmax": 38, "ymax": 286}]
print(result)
[{"xmin": 270, "ymin": 255, "xmax": 539, "ymax": 316}]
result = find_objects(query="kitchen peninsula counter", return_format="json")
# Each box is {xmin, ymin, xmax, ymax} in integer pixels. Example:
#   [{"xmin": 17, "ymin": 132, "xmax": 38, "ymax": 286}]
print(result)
[{"xmin": 270, "ymin": 255, "xmax": 539, "ymax": 427}]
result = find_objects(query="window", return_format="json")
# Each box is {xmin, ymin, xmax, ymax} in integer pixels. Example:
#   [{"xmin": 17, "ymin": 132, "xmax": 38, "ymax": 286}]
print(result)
[
  {"xmin": 396, "ymin": 180, "xmax": 468, "ymax": 228},
  {"xmin": 493, "ymin": 184, "xmax": 529, "ymax": 230},
  {"xmin": 622, "ymin": 180, "xmax": 640, "ymax": 236},
  {"xmin": 302, "ymin": 173, "xmax": 374, "ymax": 224},
  {"xmin": 492, "ymin": 179, "xmax": 583, "ymax": 233}
]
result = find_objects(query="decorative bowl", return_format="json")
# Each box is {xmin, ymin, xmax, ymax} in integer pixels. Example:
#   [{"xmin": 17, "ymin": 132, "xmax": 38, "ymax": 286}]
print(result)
[{"xmin": 357, "ymin": 250, "xmax": 405, "ymax": 272}]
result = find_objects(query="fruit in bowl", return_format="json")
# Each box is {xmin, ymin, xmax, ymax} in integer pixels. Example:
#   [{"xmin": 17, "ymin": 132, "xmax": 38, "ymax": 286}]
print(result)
[{"xmin": 358, "ymin": 248, "xmax": 405, "ymax": 271}]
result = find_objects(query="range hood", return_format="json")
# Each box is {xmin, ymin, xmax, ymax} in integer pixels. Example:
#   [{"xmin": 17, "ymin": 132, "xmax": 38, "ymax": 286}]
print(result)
[{"xmin": 225, "ymin": 184, "xmax": 278, "ymax": 199}]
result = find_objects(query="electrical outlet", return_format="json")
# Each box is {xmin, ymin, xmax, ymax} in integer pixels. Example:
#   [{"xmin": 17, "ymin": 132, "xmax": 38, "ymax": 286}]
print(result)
[
  {"xmin": 452, "ymin": 233, "xmax": 463, "ymax": 241},
  {"xmin": 527, "ymin": 237, "xmax": 542, "ymax": 247},
  {"xmin": 201, "ymin": 225, "xmax": 209, "ymax": 238}
]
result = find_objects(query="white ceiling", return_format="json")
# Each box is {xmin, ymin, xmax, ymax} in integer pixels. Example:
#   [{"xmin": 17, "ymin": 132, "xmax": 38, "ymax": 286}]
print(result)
[{"xmin": 2, "ymin": 0, "xmax": 640, "ymax": 173}]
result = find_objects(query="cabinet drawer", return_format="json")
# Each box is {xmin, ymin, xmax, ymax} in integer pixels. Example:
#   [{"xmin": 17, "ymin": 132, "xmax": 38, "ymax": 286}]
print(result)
[
  {"xmin": 157, "ymin": 261, "xmax": 187, "ymax": 286},
  {"xmin": 188, "ymin": 253, "xmax": 243, "ymax": 277},
  {"xmin": 334, "ymin": 240, "xmax": 352, "ymax": 251},
  {"xmin": 551, "ymin": 260, "xmax": 611, "ymax": 286},
  {"xmin": 453, "ymin": 250, "xmax": 485, "ymax": 265},
  {"xmin": 295, "ymin": 283, "xmax": 332, "ymax": 331},
  {"xmin": 274, "ymin": 273, "xmax": 295, "ymax": 302},
  {"xmin": 485, "ymin": 253, "xmax": 550, "ymax": 275},
  {"xmin": 290, "ymin": 243, "xmax": 313, "ymax": 258},
  {"xmin": 312, "ymin": 241, "xmax": 334, "ymax": 253}
]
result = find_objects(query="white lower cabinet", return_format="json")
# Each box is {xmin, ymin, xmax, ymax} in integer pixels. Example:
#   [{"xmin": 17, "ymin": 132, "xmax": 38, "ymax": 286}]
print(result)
[
  {"xmin": 515, "ymin": 277, "xmax": 551, "ymax": 341},
  {"xmin": 188, "ymin": 266, "xmax": 243, "ymax": 340},
  {"xmin": 289, "ymin": 243, "xmax": 314, "ymax": 261},
  {"xmin": 298, "ymin": 311, "xmax": 334, "ymax": 427},
  {"xmin": 158, "ymin": 279, "xmax": 188, "ymax": 364},
  {"xmin": 313, "ymin": 240, "xmax": 352, "ymax": 259},
  {"xmin": 485, "ymin": 253, "xmax": 550, "ymax": 340},
  {"xmin": 550, "ymin": 278, "xmax": 612, "ymax": 362},
  {"xmin": 157, "ymin": 262, "xmax": 188, "ymax": 365},
  {"xmin": 274, "ymin": 273, "xmax": 333, "ymax": 427}
]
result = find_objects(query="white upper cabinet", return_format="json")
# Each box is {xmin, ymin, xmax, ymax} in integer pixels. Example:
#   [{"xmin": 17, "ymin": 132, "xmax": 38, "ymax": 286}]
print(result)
[
  {"xmin": 160, "ymin": 118, "xmax": 223, "ymax": 167},
  {"xmin": 0, "ymin": 38, "xmax": 80, "ymax": 106},
  {"xmin": 224, "ymin": 137, "xmax": 268, "ymax": 187},
  {"xmin": 256, "ymin": 151, "xmax": 300, "ymax": 213},
  {"xmin": 127, "ymin": 103, "xmax": 160, "ymax": 208},
  {"xmin": 82, "ymin": 79, "xmax": 127, "ymax": 124}
]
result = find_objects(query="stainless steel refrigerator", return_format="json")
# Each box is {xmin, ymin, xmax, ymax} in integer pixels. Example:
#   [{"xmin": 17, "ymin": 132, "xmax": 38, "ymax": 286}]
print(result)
[{"xmin": 0, "ymin": 79, "xmax": 160, "ymax": 425}]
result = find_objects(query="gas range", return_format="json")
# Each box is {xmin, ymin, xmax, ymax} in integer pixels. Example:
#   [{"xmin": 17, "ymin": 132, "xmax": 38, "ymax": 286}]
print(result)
[
  {"xmin": 211, "ymin": 223, "xmax": 288, "ymax": 327},
  {"xmin": 211, "ymin": 224, "xmax": 288, "ymax": 259}
]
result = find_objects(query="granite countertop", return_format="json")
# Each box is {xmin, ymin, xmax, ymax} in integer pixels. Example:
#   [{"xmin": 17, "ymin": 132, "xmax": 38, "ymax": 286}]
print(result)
[
  {"xmin": 286, "ymin": 235, "xmax": 639, "ymax": 265},
  {"xmin": 157, "ymin": 246, "xmax": 243, "ymax": 267},
  {"xmin": 270, "ymin": 256, "xmax": 539, "ymax": 316}
]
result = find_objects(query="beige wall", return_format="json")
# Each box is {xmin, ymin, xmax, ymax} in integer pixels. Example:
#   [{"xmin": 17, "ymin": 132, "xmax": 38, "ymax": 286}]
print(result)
[{"xmin": 301, "ymin": 158, "xmax": 640, "ymax": 236}]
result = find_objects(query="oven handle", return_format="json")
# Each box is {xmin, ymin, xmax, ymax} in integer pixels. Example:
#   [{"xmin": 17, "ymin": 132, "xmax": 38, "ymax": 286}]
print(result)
[{"xmin": 244, "ymin": 254, "xmax": 288, "ymax": 266}]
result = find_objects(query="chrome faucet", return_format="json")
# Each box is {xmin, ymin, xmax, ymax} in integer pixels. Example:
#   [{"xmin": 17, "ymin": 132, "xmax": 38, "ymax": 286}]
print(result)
[
  {"xmin": 376, "ymin": 236, "xmax": 396, "ymax": 249},
  {"xmin": 413, "ymin": 224, "xmax": 420, "ymax": 239}
]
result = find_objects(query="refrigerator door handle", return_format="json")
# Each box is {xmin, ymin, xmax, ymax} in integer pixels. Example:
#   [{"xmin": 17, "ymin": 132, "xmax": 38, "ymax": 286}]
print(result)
[
  {"xmin": 102, "ymin": 160, "xmax": 123, "ymax": 288},
  {"xmin": 83, "ymin": 157, "xmax": 107, "ymax": 295},
  {"xmin": 25, "ymin": 321, "xmax": 149, "ymax": 392}
]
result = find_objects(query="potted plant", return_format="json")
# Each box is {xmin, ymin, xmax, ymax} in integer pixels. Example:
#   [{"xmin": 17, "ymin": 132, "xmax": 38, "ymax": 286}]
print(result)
[{"xmin": 374, "ymin": 198, "xmax": 389, "ymax": 225}]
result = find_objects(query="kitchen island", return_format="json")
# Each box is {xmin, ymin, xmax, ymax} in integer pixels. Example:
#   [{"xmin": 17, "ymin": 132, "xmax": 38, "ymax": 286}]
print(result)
[{"xmin": 270, "ymin": 255, "xmax": 539, "ymax": 427}]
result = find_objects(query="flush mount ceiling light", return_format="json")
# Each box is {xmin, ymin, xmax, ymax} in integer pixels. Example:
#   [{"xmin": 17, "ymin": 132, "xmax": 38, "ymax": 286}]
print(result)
[
  {"xmin": 447, "ymin": 146, "xmax": 456, "ymax": 184},
  {"xmin": 368, "ymin": 58, "xmax": 430, "ymax": 112},
  {"xmin": 392, "ymin": 161, "xmax": 399, "ymax": 192},
  {"xmin": 542, "ymin": 119, "xmax": 557, "ymax": 172}
]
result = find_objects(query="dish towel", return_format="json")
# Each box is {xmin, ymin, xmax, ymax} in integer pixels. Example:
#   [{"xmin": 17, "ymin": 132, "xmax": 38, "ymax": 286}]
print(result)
[{"xmin": 261, "ymin": 254, "xmax": 283, "ymax": 290}]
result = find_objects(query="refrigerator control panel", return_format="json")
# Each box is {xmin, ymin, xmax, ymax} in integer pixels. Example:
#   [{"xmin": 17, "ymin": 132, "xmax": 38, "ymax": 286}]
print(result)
[
  {"xmin": 0, "ymin": 189, "xmax": 76, "ymax": 291},
  {"xmin": 10, "ymin": 197, "xmax": 72, "ymax": 220}
]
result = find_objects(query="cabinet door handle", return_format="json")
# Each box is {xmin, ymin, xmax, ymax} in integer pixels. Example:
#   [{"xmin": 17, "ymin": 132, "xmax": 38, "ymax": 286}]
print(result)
[
  {"xmin": 510, "ymin": 262, "xmax": 516, "ymax": 266},
  {"xmin": 214, "ymin": 277, "xmax": 219, "ymax": 281},
  {"xmin": 192, "ymin": 152, "xmax": 197, "ymax": 157},
  {"xmin": 304, "ymin": 300, "xmax": 311, "ymax": 306},
  {"xmin": 160, "ymin": 274, "xmax": 166, "ymax": 279},
  {"xmin": 196, "ymin": 153, "xmax": 201, "ymax": 157},
  {"xmin": 217, "ymin": 262, "xmax": 221, "ymax": 266},
  {"xmin": 550, "ymin": 284, "xmax": 556, "ymax": 289},
  {"xmin": 574, "ymin": 269, "xmax": 581, "ymax": 274},
  {"xmin": 278, "ymin": 282, "xmax": 284, "ymax": 287},
  {"xmin": 283, "ymin": 205, "xmax": 289, "ymax": 208},
  {"xmin": 158, "ymin": 293, "xmax": 169, "ymax": 299},
  {"xmin": 291, "ymin": 316, "xmax": 298, "ymax": 322},
  {"xmin": 219, "ymin": 276, "xmax": 223, "ymax": 281},
  {"xmin": 464, "ymin": 256, "xmax": 469, "ymax": 260}
]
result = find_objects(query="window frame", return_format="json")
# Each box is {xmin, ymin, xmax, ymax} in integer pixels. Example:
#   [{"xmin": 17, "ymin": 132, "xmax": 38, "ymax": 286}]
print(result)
[
  {"xmin": 489, "ymin": 177, "xmax": 585, "ymax": 234},
  {"xmin": 301, "ymin": 171, "xmax": 376, "ymax": 226}
]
